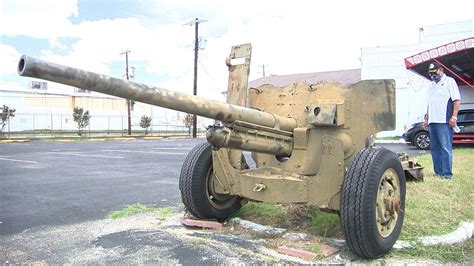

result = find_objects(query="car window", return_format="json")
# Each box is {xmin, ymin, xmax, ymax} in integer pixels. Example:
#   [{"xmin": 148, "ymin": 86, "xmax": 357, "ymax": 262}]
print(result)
[{"xmin": 458, "ymin": 111, "xmax": 474, "ymax": 122}]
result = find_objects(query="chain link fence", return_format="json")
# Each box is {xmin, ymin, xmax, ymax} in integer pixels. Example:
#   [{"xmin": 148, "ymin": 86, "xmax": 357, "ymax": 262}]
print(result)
[{"xmin": 0, "ymin": 113, "xmax": 204, "ymax": 138}]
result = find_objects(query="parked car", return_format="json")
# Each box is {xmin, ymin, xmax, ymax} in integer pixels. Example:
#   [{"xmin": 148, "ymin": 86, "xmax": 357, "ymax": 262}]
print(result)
[{"xmin": 403, "ymin": 109, "xmax": 474, "ymax": 150}]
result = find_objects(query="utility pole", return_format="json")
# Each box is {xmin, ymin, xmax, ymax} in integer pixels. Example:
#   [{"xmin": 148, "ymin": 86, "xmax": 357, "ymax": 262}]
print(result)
[
  {"xmin": 121, "ymin": 49, "xmax": 132, "ymax": 135},
  {"xmin": 185, "ymin": 18, "xmax": 207, "ymax": 138},
  {"xmin": 259, "ymin": 64, "xmax": 268, "ymax": 77}
]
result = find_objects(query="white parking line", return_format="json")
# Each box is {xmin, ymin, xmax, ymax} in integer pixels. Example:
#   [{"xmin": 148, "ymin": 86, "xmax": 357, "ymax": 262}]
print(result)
[
  {"xmin": 46, "ymin": 152, "xmax": 124, "ymax": 159},
  {"xmin": 0, "ymin": 157, "xmax": 38, "ymax": 164},
  {"xmin": 101, "ymin": 149, "xmax": 186, "ymax": 155}
]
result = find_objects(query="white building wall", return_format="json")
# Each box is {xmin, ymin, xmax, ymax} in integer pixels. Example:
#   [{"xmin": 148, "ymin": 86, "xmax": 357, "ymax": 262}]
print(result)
[
  {"xmin": 361, "ymin": 20, "xmax": 474, "ymax": 137},
  {"xmin": 0, "ymin": 86, "xmax": 213, "ymax": 133}
]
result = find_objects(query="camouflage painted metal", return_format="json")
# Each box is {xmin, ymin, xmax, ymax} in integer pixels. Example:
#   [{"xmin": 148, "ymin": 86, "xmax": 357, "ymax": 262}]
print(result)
[
  {"xmin": 17, "ymin": 44, "xmax": 423, "ymax": 259},
  {"xmin": 17, "ymin": 55, "xmax": 297, "ymax": 132}
]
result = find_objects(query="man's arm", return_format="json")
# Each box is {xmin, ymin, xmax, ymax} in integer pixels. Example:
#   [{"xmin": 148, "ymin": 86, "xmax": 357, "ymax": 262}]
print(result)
[
  {"xmin": 449, "ymin": 100, "xmax": 461, "ymax": 127},
  {"xmin": 423, "ymin": 106, "xmax": 429, "ymax": 129},
  {"xmin": 449, "ymin": 77, "xmax": 461, "ymax": 128}
]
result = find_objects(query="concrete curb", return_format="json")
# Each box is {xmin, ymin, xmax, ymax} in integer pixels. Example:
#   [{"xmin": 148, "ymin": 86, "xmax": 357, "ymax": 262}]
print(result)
[
  {"xmin": 0, "ymin": 135, "xmax": 206, "ymax": 144},
  {"xmin": 143, "ymin": 136, "xmax": 163, "ymax": 140},
  {"xmin": 420, "ymin": 221, "xmax": 474, "ymax": 246},
  {"xmin": 1, "ymin": 136, "xmax": 400, "ymax": 144},
  {"xmin": 1, "ymin": 136, "xmax": 403, "ymax": 143},
  {"xmin": 0, "ymin": 139, "xmax": 31, "ymax": 143}
]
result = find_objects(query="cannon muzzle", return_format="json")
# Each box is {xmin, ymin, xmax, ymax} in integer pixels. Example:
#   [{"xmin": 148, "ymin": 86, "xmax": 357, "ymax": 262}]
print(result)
[{"xmin": 18, "ymin": 55, "xmax": 297, "ymax": 132}]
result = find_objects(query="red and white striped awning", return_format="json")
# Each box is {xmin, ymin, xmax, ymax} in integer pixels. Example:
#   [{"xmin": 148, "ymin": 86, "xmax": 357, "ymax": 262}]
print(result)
[{"xmin": 404, "ymin": 37, "xmax": 474, "ymax": 89}]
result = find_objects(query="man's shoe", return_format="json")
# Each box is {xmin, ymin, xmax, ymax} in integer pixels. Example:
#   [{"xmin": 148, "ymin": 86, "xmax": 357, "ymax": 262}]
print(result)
[{"xmin": 442, "ymin": 175, "xmax": 453, "ymax": 179}]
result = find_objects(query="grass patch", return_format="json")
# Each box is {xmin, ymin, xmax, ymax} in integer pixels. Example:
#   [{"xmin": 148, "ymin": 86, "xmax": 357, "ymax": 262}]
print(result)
[
  {"xmin": 234, "ymin": 203, "xmax": 342, "ymax": 237},
  {"xmin": 389, "ymin": 147, "xmax": 474, "ymax": 261},
  {"xmin": 401, "ymin": 148, "xmax": 474, "ymax": 239},
  {"xmin": 108, "ymin": 203, "xmax": 175, "ymax": 219},
  {"xmin": 307, "ymin": 208, "xmax": 341, "ymax": 238},
  {"xmin": 233, "ymin": 202, "xmax": 287, "ymax": 225},
  {"xmin": 307, "ymin": 243, "xmax": 324, "ymax": 258},
  {"xmin": 233, "ymin": 148, "xmax": 473, "ymax": 262},
  {"xmin": 389, "ymin": 238, "xmax": 474, "ymax": 262},
  {"xmin": 41, "ymin": 138, "xmax": 84, "ymax": 143},
  {"xmin": 53, "ymin": 139, "xmax": 88, "ymax": 142}
]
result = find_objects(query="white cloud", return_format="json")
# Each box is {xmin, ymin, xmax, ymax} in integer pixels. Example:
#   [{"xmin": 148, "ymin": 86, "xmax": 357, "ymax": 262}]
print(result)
[
  {"xmin": 0, "ymin": 44, "xmax": 21, "ymax": 77},
  {"xmin": 0, "ymin": 0, "xmax": 77, "ymax": 40},
  {"xmin": 1, "ymin": 0, "xmax": 473, "ymax": 101},
  {"xmin": 41, "ymin": 18, "xmax": 148, "ymax": 74},
  {"xmin": 39, "ymin": 17, "xmax": 196, "ymax": 88}
]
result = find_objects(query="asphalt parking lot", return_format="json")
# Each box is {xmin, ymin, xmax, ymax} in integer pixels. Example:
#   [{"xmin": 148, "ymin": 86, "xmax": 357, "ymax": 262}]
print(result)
[
  {"xmin": 0, "ymin": 138, "xmax": 429, "ymax": 264},
  {"xmin": 376, "ymin": 142, "xmax": 431, "ymax": 157},
  {"xmin": 0, "ymin": 138, "xmax": 205, "ymax": 235}
]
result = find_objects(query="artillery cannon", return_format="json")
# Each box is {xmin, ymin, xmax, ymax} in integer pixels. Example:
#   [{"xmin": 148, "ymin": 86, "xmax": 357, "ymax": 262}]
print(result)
[{"xmin": 18, "ymin": 44, "xmax": 422, "ymax": 259}]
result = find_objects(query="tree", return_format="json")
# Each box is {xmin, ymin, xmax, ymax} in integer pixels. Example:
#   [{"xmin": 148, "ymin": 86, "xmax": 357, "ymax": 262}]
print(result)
[
  {"xmin": 0, "ymin": 105, "xmax": 16, "ymax": 134},
  {"xmin": 139, "ymin": 115, "xmax": 152, "ymax": 135},
  {"xmin": 182, "ymin": 113, "xmax": 194, "ymax": 135},
  {"xmin": 72, "ymin": 107, "xmax": 91, "ymax": 136}
]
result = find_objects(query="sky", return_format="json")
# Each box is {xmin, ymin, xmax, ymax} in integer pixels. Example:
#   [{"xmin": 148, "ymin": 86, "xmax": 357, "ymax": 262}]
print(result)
[{"xmin": 1, "ymin": 0, "xmax": 473, "ymax": 101}]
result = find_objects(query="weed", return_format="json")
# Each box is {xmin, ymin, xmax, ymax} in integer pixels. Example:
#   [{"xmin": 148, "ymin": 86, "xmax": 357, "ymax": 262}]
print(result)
[
  {"xmin": 307, "ymin": 207, "xmax": 341, "ymax": 238},
  {"xmin": 307, "ymin": 243, "xmax": 324, "ymax": 258},
  {"xmin": 108, "ymin": 204, "xmax": 175, "ymax": 219},
  {"xmin": 233, "ymin": 202, "xmax": 287, "ymax": 225}
]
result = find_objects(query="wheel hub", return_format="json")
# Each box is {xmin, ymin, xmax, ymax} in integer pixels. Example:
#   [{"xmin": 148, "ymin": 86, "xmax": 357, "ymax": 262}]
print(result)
[
  {"xmin": 206, "ymin": 168, "xmax": 235, "ymax": 209},
  {"xmin": 416, "ymin": 134, "xmax": 429, "ymax": 149},
  {"xmin": 376, "ymin": 168, "xmax": 401, "ymax": 237}
]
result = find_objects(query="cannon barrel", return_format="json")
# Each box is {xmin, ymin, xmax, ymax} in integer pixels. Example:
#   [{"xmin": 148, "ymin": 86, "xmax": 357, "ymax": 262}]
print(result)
[{"xmin": 18, "ymin": 55, "xmax": 297, "ymax": 132}]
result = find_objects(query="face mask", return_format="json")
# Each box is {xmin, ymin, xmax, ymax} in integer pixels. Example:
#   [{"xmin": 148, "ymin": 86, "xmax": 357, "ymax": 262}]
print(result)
[{"xmin": 430, "ymin": 74, "xmax": 441, "ymax": 83}]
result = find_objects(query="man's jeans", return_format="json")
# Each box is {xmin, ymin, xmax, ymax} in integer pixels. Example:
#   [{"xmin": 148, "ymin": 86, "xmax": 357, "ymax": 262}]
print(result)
[{"xmin": 429, "ymin": 123, "xmax": 453, "ymax": 178}]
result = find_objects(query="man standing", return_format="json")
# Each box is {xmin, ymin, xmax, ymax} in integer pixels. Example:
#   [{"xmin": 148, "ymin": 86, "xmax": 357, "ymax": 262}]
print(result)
[{"xmin": 423, "ymin": 62, "xmax": 461, "ymax": 179}]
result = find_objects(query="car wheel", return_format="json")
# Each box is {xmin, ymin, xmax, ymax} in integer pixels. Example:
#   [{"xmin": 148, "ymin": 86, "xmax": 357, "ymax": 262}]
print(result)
[{"xmin": 414, "ymin": 131, "xmax": 430, "ymax": 150}]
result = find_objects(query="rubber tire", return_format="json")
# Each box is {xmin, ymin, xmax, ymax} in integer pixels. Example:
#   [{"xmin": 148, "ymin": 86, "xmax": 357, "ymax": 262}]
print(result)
[
  {"xmin": 341, "ymin": 147, "xmax": 406, "ymax": 259},
  {"xmin": 414, "ymin": 131, "xmax": 430, "ymax": 150},
  {"xmin": 179, "ymin": 142, "xmax": 242, "ymax": 220}
]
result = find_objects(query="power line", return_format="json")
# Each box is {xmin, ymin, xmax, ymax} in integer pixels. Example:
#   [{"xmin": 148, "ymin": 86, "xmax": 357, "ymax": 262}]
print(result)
[{"xmin": 198, "ymin": 59, "xmax": 217, "ymax": 82}]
